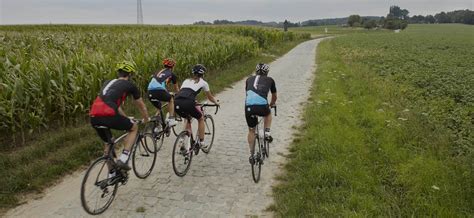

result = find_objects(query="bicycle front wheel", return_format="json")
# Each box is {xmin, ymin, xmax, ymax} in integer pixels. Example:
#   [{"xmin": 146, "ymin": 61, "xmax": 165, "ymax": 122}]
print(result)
[
  {"xmin": 143, "ymin": 121, "xmax": 164, "ymax": 153},
  {"xmin": 264, "ymin": 139, "xmax": 270, "ymax": 158},
  {"xmin": 132, "ymin": 135, "xmax": 157, "ymax": 179},
  {"xmin": 201, "ymin": 115, "xmax": 215, "ymax": 154},
  {"xmin": 172, "ymin": 131, "xmax": 192, "ymax": 177},
  {"xmin": 80, "ymin": 157, "xmax": 118, "ymax": 215}
]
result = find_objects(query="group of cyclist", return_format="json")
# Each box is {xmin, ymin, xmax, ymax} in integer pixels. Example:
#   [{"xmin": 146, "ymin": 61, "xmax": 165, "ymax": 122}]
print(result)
[{"xmin": 89, "ymin": 58, "xmax": 277, "ymax": 172}]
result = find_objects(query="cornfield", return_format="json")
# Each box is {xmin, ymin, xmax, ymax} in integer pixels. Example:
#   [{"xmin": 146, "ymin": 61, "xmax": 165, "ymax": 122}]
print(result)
[{"xmin": 0, "ymin": 25, "xmax": 309, "ymax": 141}]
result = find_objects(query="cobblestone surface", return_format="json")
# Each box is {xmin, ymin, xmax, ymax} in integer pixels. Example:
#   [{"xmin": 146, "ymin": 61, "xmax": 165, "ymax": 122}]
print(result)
[{"xmin": 6, "ymin": 38, "xmax": 323, "ymax": 217}]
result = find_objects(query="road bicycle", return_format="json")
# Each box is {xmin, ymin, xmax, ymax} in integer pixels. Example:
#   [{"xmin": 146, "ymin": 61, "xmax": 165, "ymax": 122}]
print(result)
[
  {"xmin": 144, "ymin": 102, "xmax": 183, "ymax": 153},
  {"xmin": 80, "ymin": 119, "xmax": 157, "ymax": 215},
  {"xmin": 171, "ymin": 103, "xmax": 219, "ymax": 177},
  {"xmin": 251, "ymin": 105, "xmax": 277, "ymax": 183}
]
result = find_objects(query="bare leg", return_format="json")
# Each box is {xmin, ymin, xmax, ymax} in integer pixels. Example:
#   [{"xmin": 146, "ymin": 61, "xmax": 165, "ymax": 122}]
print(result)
[
  {"xmin": 264, "ymin": 114, "xmax": 272, "ymax": 129},
  {"xmin": 123, "ymin": 123, "xmax": 138, "ymax": 151},
  {"xmin": 248, "ymin": 128, "xmax": 256, "ymax": 154},
  {"xmin": 168, "ymin": 98, "xmax": 175, "ymax": 117},
  {"xmin": 198, "ymin": 116, "xmax": 205, "ymax": 141}
]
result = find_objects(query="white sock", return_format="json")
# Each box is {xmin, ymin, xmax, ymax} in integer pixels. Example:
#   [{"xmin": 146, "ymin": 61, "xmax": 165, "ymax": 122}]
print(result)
[{"xmin": 119, "ymin": 150, "xmax": 130, "ymax": 162}]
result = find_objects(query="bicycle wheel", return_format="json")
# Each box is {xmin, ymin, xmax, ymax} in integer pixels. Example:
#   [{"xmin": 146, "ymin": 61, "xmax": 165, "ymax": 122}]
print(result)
[
  {"xmin": 81, "ymin": 157, "xmax": 118, "ymax": 215},
  {"xmin": 132, "ymin": 135, "xmax": 157, "ymax": 179},
  {"xmin": 201, "ymin": 115, "xmax": 215, "ymax": 154},
  {"xmin": 264, "ymin": 139, "xmax": 270, "ymax": 158},
  {"xmin": 172, "ymin": 131, "xmax": 193, "ymax": 177},
  {"xmin": 144, "ymin": 121, "xmax": 164, "ymax": 153},
  {"xmin": 251, "ymin": 135, "xmax": 262, "ymax": 183},
  {"xmin": 172, "ymin": 115, "xmax": 184, "ymax": 136}
]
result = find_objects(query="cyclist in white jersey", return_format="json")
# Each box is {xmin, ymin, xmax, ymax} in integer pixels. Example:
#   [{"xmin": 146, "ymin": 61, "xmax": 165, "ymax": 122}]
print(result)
[{"xmin": 174, "ymin": 64, "xmax": 219, "ymax": 149}]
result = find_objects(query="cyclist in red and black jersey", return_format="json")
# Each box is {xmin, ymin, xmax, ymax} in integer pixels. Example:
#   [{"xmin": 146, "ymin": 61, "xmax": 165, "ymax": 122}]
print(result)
[
  {"xmin": 89, "ymin": 61, "xmax": 149, "ymax": 171},
  {"xmin": 147, "ymin": 58, "xmax": 180, "ymax": 126}
]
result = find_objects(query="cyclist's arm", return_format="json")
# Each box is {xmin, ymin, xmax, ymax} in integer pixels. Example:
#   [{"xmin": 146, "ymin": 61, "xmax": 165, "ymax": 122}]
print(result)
[
  {"xmin": 205, "ymin": 91, "xmax": 219, "ymax": 105},
  {"xmin": 174, "ymin": 83, "xmax": 180, "ymax": 92},
  {"xmin": 270, "ymin": 93, "xmax": 277, "ymax": 107},
  {"xmin": 134, "ymin": 98, "xmax": 150, "ymax": 122},
  {"xmin": 118, "ymin": 106, "xmax": 127, "ymax": 117}
]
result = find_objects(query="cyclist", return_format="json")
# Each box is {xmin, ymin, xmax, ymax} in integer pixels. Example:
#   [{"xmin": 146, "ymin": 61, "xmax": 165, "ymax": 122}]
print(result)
[
  {"xmin": 89, "ymin": 61, "xmax": 150, "ymax": 171},
  {"xmin": 245, "ymin": 63, "xmax": 277, "ymax": 164},
  {"xmin": 147, "ymin": 58, "xmax": 180, "ymax": 126},
  {"xmin": 174, "ymin": 64, "xmax": 219, "ymax": 150}
]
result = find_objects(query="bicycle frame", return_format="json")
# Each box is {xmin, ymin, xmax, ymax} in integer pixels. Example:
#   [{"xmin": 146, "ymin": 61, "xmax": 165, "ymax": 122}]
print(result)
[{"xmin": 182, "ymin": 103, "xmax": 219, "ymax": 141}]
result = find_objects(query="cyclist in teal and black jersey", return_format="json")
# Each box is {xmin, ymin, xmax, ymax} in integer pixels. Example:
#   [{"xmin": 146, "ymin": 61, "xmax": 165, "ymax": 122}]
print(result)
[
  {"xmin": 245, "ymin": 63, "xmax": 277, "ymax": 164},
  {"xmin": 147, "ymin": 58, "xmax": 180, "ymax": 127}
]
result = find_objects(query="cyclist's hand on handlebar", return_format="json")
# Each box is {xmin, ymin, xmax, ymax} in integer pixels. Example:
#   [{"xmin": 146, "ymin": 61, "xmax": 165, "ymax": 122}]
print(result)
[{"xmin": 143, "ymin": 116, "xmax": 150, "ymax": 123}]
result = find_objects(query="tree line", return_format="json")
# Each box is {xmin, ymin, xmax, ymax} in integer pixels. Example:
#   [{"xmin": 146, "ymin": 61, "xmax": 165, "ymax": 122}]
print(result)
[
  {"xmin": 193, "ymin": 8, "xmax": 473, "ymax": 29},
  {"xmin": 410, "ymin": 10, "xmax": 474, "ymax": 24},
  {"xmin": 347, "ymin": 7, "xmax": 474, "ymax": 30}
]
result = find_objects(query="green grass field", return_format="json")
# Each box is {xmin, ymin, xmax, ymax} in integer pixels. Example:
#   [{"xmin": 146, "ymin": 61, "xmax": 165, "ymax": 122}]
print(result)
[
  {"xmin": 273, "ymin": 24, "xmax": 473, "ymax": 216},
  {"xmin": 0, "ymin": 25, "xmax": 309, "ymax": 210},
  {"xmin": 290, "ymin": 25, "xmax": 381, "ymax": 37}
]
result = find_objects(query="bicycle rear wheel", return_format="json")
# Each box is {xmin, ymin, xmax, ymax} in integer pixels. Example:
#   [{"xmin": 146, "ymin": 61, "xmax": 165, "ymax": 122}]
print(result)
[
  {"xmin": 172, "ymin": 116, "xmax": 184, "ymax": 137},
  {"xmin": 201, "ymin": 115, "xmax": 215, "ymax": 154},
  {"xmin": 251, "ymin": 136, "xmax": 262, "ymax": 183},
  {"xmin": 264, "ymin": 139, "xmax": 270, "ymax": 158},
  {"xmin": 172, "ymin": 131, "xmax": 193, "ymax": 177},
  {"xmin": 80, "ymin": 157, "xmax": 118, "ymax": 215},
  {"xmin": 132, "ymin": 134, "xmax": 157, "ymax": 179}
]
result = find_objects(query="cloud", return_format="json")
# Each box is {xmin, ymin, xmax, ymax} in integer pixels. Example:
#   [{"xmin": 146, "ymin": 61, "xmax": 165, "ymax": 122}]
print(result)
[{"xmin": 1, "ymin": 0, "xmax": 472, "ymax": 24}]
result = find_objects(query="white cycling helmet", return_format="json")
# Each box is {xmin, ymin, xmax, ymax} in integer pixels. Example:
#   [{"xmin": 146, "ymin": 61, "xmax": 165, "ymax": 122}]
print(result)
[{"xmin": 256, "ymin": 63, "xmax": 269, "ymax": 75}]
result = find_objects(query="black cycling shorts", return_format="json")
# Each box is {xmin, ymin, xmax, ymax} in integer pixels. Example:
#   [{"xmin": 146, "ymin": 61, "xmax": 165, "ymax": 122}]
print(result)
[
  {"xmin": 175, "ymin": 97, "xmax": 202, "ymax": 120},
  {"xmin": 90, "ymin": 115, "xmax": 133, "ymax": 143},
  {"xmin": 245, "ymin": 105, "xmax": 271, "ymax": 128},
  {"xmin": 148, "ymin": 90, "xmax": 172, "ymax": 109}
]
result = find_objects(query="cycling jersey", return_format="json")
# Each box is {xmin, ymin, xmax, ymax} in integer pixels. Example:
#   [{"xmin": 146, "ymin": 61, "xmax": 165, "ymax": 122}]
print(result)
[
  {"xmin": 245, "ymin": 75, "xmax": 276, "ymax": 106},
  {"xmin": 147, "ymin": 69, "xmax": 177, "ymax": 91},
  {"xmin": 89, "ymin": 79, "xmax": 141, "ymax": 117},
  {"xmin": 175, "ymin": 78, "xmax": 210, "ymax": 100}
]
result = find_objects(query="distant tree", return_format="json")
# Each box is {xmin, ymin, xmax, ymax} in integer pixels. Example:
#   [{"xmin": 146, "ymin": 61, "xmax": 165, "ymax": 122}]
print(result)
[
  {"xmin": 410, "ymin": 15, "xmax": 425, "ymax": 23},
  {"xmin": 193, "ymin": 21, "xmax": 212, "ymax": 25},
  {"xmin": 425, "ymin": 15, "xmax": 436, "ymax": 23},
  {"xmin": 364, "ymin": 19, "xmax": 377, "ymax": 29},
  {"xmin": 213, "ymin": 20, "xmax": 234, "ymax": 25},
  {"xmin": 385, "ymin": 5, "xmax": 409, "ymax": 30},
  {"xmin": 348, "ymin": 15, "xmax": 362, "ymax": 27},
  {"xmin": 434, "ymin": 12, "xmax": 451, "ymax": 23}
]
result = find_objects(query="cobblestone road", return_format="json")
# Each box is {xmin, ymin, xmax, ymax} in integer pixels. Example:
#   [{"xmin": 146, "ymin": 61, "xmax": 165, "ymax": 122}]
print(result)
[{"xmin": 7, "ymin": 38, "xmax": 323, "ymax": 217}]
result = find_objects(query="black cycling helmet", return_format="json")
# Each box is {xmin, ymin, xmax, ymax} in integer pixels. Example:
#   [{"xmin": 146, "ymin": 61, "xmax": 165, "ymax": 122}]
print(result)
[
  {"xmin": 256, "ymin": 63, "xmax": 269, "ymax": 75},
  {"xmin": 192, "ymin": 64, "xmax": 206, "ymax": 77}
]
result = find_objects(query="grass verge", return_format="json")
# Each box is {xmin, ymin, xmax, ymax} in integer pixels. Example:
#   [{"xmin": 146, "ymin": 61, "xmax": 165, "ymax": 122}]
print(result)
[
  {"xmin": 272, "ymin": 26, "xmax": 472, "ymax": 216},
  {"xmin": 0, "ymin": 38, "xmax": 308, "ymax": 212}
]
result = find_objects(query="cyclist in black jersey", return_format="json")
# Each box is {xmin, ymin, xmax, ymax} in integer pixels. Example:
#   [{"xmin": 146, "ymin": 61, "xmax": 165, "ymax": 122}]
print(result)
[
  {"xmin": 90, "ymin": 61, "xmax": 149, "ymax": 171},
  {"xmin": 245, "ymin": 63, "xmax": 277, "ymax": 164},
  {"xmin": 174, "ymin": 64, "xmax": 219, "ymax": 149},
  {"xmin": 147, "ymin": 58, "xmax": 180, "ymax": 126}
]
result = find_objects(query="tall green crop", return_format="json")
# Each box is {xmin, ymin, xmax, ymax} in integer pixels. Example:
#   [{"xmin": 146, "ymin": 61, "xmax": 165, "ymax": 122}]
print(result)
[{"xmin": 0, "ymin": 25, "xmax": 309, "ymax": 142}]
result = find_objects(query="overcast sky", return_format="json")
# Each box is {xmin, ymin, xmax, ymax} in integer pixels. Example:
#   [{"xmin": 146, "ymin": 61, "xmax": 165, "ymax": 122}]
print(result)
[{"xmin": 0, "ymin": 0, "xmax": 472, "ymax": 25}]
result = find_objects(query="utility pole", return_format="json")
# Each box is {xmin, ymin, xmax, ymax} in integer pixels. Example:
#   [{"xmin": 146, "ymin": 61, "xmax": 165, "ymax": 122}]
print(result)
[{"xmin": 137, "ymin": 0, "xmax": 143, "ymax": 24}]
